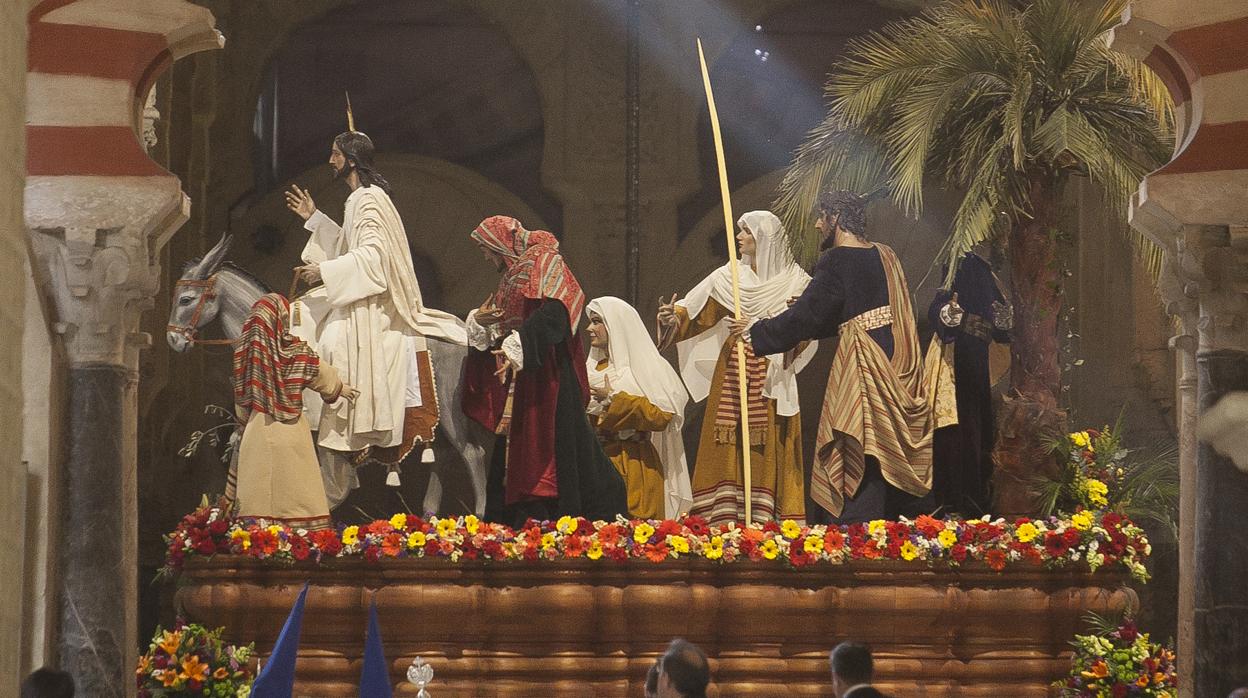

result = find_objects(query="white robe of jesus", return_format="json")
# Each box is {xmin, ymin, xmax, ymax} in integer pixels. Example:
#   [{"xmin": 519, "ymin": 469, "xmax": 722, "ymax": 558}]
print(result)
[{"xmin": 300, "ymin": 185, "xmax": 463, "ymax": 452}]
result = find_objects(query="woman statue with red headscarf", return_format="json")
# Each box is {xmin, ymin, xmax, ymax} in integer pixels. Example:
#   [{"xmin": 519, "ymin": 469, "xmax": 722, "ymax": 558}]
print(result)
[
  {"xmin": 231, "ymin": 293, "xmax": 357, "ymax": 530},
  {"xmin": 463, "ymin": 216, "xmax": 627, "ymax": 526}
]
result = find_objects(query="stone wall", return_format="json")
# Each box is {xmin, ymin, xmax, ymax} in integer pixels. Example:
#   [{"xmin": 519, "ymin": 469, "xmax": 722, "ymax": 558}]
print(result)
[{"xmin": 0, "ymin": 0, "xmax": 28, "ymax": 692}]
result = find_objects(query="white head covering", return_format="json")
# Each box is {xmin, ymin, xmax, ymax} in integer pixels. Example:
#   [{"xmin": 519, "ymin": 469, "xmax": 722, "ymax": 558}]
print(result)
[
  {"xmin": 586, "ymin": 297, "xmax": 693, "ymax": 518},
  {"xmin": 675, "ymin": 210, "xmax": 817, "ymax": 416}
]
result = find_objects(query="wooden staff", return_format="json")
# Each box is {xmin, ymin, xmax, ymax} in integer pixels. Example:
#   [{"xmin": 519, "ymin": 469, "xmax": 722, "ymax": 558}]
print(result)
[{"xmin": 697, "ymin": 39, "xmax": 753, "ymax": 526}]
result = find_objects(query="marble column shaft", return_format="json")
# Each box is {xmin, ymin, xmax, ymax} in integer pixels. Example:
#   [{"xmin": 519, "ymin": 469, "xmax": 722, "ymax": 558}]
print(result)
[
  {"xmin": 58, "ymin": 364, "xmax": 129, "ymax": 697},
  {"xmin": 1194, "ymin": 349, "xmax": 1248, "ymax": 697}
]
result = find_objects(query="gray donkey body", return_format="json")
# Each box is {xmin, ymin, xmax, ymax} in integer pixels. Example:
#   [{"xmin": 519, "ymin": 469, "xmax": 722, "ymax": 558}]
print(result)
[{"xmin": 167, "ymin": 234, "xmax": 490, "ymax": 516}]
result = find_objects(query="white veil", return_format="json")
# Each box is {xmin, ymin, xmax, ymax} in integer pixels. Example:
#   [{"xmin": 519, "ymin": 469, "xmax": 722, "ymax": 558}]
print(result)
[
  {"xmin": 586, "ymin": 297, "xmax": 692, "ymax": 518},
  {"xmin": 675, "ymin": 210, "xmax": 816, "ymax": 416}
]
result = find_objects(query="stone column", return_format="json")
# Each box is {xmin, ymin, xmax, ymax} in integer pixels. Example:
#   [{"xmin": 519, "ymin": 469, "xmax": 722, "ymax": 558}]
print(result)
[
  {"xmin": 26, "ymin": 186, "xmax": 189, "ymax": 696},
  {"xmin": 1157, "ymin": 256, "xmax": 1201, "ymax": 698},
  {"xmin": 25, "ymin": 3, "xmax": 222, "ymax": 692}
]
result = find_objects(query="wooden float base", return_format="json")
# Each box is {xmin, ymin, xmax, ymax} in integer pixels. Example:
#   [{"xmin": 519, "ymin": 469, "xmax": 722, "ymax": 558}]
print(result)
[{"xmin": 176, "ymin": 558, "xmax": 1136, "ymax": 696}]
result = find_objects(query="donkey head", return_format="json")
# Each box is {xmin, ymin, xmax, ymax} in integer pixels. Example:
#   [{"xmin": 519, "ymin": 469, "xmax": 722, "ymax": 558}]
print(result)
[{"xmin": 166, "ymin": 233, "xmax": 232, "ymax": 352}]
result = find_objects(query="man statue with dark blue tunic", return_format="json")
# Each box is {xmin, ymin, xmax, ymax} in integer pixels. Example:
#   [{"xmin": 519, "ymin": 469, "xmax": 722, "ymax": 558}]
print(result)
[
  {"xmin": 732, "ymin": 190, "xmax": 948, "ymax": 523},
  {"xmin": 928, "ymin": 251, "xmax": 1012, "ymax": 515}
]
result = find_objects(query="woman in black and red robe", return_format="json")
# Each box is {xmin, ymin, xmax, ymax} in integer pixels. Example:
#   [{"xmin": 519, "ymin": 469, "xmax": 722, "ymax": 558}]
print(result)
[{"xmin": 462, "ymin": 216, "xmax": 627, "ymax": 527}]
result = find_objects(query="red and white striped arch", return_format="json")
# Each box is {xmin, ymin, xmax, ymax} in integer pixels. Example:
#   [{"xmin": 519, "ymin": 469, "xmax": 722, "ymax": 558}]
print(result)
[
  {"xmin": 1116, "ymin": 0, "xmax": 1248, "ymax": 227},
  {"xmin": 26, "ymin": 0, "xmax": 223, "ymax": 180}
]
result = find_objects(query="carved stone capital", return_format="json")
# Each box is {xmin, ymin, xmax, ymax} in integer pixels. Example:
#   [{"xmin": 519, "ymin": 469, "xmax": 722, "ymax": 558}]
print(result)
[{"xmin": 25, "ymin": 176, "xmax": 189, "ymax": 369}]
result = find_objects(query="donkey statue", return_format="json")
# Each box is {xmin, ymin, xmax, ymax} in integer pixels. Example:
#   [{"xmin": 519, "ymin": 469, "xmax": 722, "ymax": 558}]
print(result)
[{"xmin": 166, "ymin": 234, "xmax": 489, "ymax": 516}]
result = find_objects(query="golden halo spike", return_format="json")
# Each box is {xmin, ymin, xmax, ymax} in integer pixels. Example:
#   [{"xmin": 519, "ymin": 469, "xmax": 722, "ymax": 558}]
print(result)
[
  {"xmin": 345, "ymin": 91, "xmax": 355, "ymax": 132},
  {"xmin": 697, "ymin": 38, "xmax": 752, "ymax": 527}
]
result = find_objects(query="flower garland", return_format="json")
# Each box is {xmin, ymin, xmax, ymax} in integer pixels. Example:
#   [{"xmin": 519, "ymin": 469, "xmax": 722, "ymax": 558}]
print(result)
[
  {"xmin": 163, "ymin": 504, "xmax": 1150, "ymax": 582},
  {"xmin": 137, "ymin": 622, "xmax": 254, "ymax": 697},
  {"xmin": 1055, "ymin": 617, "xmax": 1177, "ymax": 697}
]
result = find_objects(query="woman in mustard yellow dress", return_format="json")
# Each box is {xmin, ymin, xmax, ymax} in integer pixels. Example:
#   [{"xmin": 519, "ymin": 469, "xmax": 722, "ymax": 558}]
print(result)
[
  {"xmin": 585, "ymin": 296, "xmax": 692, "ymax": 520},
  {"xmin": 657, "ymin": 211, "xmax": 816, "ymax": 525}
]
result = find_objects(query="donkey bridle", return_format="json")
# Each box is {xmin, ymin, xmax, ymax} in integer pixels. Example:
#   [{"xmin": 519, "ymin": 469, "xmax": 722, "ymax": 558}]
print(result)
[{"xmin": 167, "ymin": 274, "xmax": 236, "ymax": 346}]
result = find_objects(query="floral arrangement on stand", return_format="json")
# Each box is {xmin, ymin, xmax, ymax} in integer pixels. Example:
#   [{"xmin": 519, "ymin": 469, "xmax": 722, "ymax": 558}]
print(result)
[
  {"xmin": 136, "ymin": 622, "xmax": 254, "ymax": 697},
  {"xmin": 1039, "ymin": 423, "xmax": 1179, "ymax": 535},
  {"xmin": 1055, "ymin": 614, "xmax": 1177, "ymax": 697},
  {"xmin": 162, "ymin": 498, "xmax": 1151, "ymax": 582}
]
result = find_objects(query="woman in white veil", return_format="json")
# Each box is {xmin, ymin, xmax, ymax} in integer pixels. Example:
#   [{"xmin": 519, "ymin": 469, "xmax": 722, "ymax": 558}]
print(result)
[
  {"xmin": 586, "ymin": 297, "xmax": 692, "ymax": 519},
  {"xmin": 656, "ymin": 210, "xmax": 816, "ymax": 525}
]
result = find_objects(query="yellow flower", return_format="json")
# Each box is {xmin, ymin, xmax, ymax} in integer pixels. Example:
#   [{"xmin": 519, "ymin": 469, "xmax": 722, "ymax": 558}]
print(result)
[
  {"xmin": 1015, "ymin": 522, "xmax": 1038, "ymax": 543},
  {"xmin": 899, "ymin": 540, "xmax": 919, "ymax": 561},
  {"xmin": 1070, "ymin": 431, "xmax": 1090, "ymax": 448},
  {"xmin": 436, "ymin": 518, "xmax": 457, "ymax": 538},
  {"xmin": 158, "ymin": 629, "xmax": 183, "ymax": 655},
  {"xmin": 556, "ymin": 515, "xmax": 578, "ymax": 535},
  {"xmin": 781, "ymin": 519, "xmax": 802, "ymax": 539},
  {"xmin": 1070, "ymin": 511, "xmax": 1092, "ymax": 531},
  {"xmin": 180, "ymin": 655, "xmax": 209, "ymax": 682},
  {"xmin": 341, "ymin": 525, "xmax": 360, "ymax": 546},
  {"xmin": 803, "ymin": 536, "xmax": 824, "ymax": 554},
  {"xmin": 633, "ymin": 522, "xmax": 655, "ymax": 544},
  {"xmin": 464, "ymin": 514, "xmax": 480, "ymax": 535},
  {"xmin": 937, "ymin": 529, "xmax": 958, "ymax": 549},
  {"xmin": 267, "ymin": 524, "xmax": 281, "ymax": 536},
  {"xmin": 586, "ymin": 541, "xmax": 604, "ymax": 560},
  {"xmin": 230, "ymin": 529, "xmax": 251, "ymax": 551},
  {"xmin": 759, "ymin": 539, "xmax": 779, "ymax": 560},
  {"xmin": 703, "ymin": 536, "xmax": 724, "ymax": 560},
  {"xmin": 669, "ymin": 535, "xmax": 690, "ymax": 554},
  {"xmin": 389, "ymin": 513, "xmax": 408, "ymax": 530},
  {"xmin": 1084, "ymin": 479, "xmax": 1109, "ymax": 507},
  {"xmin": 540, "ymin": 532, "xmax": 556, "ymax": 550},
  {"xmin": 868, "ymin": 519, "xmax": 887, "ymax": 537},
  {"xmin": 406, "ymin": 531, "xmax": 426, "ymax": 549}
]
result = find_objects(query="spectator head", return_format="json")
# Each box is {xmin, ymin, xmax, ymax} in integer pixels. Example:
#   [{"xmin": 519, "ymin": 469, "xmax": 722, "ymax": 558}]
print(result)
[
  {"xmin": 21, "ymin": 668, "xmax": 74, "ymax": 698},
  {"xmin": 1227, "ymin": 689, "xmax": 1248, "ymax": 698},
  {"xmin": 645, "ymin": 660, "xmax": 660, "ymax": 698},
  {"xmin": 830, "ymin": 642, "xmax": 874, "ymax": 697},
  {"xmin": 657, "ymin": 639, "xmax": 709, "ymax": 698}
]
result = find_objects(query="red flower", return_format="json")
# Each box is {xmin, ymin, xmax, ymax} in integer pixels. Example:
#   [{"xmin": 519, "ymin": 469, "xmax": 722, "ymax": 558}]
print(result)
[
  {"xmin": 823, "ymin": 530, "xmax": 845, "ymax": 552},
  {"xmin": 789, "ymin": 549, "xmax": 812, "ymax": 568},
  {"xmin": 1062, "ymin": 529, "xmax": 1081, "ymax": 547},
  {"xmin": 364, "ymin": 546, "xmax": 381, "ymax": 563},
  {"xmin": 985, "ymin": 549, "xmax": 1007, "ymax": 571},
  {"xmin": 380, "ymin": 533, "xmax": 404, "ymax": 557},
  {"xmin": 1118, "ymin": 620, "xmax": 1138, "ymax": 642},
  {"xmin": 367, "ymin": 520, "xmax": 394, "ymax": 536},
  {"xmin": 208, "ymin": 518, "xmax": 229, "ymax": 536},
  {"xmin": 762, "ymin": 521, "xmax": 782, "ymax": 535},
  {"xmin": 597, "ymin": 524, "xmax": 621, "ymax": 547},
  {"xmin": 683, "ymin": 516, "xmax": 709, "ymax": 536},
  {"xmin": 289, "ymin": 536, "xmax": 310, "ymax": 561},
  {"xmin": 309, "ymin": 529, "xmax": 341, "ymax": 557},
  {"xmin": 563, "ymin": 535, "xmax": 588, "ymax": 558},
  {"xmin": 950, "ymin": 544, "xmax": 968, "ymax": 563},
  {"xmin": 914, "ymin": 515, "xmax": 944, "ymax": 538},
  {"xmin": 1044, "ymin": 532, "xmax": 1071, "ymax": 558},
  {"xmin": 644, "ymin": 542, "xmax": 669, "ymax": 562},
  {"xmin": 656, "ymin": 520, "xmax": 682, "ymax": 538}
]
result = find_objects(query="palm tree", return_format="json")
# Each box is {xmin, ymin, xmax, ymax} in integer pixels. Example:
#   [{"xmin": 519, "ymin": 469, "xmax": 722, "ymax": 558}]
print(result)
[{"xmin": 773, "ymin": 0, "xmax": 1173, "ymax": 513}]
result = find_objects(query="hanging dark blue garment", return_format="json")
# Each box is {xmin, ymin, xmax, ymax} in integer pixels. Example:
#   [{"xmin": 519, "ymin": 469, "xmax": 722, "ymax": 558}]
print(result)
[
  {"xmin": 359, "ymin": 598, "xmax": 394, "ymax": 698},
  {"xmin": 251, "ymin": 581, "xmax": 310, "ymax": 698}
]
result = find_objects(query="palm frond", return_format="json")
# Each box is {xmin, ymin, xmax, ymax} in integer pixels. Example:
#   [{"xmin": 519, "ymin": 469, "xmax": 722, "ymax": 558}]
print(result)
[{"xmin": 774, "ymin": 0, "xmax": 1173, "ymax": 281}]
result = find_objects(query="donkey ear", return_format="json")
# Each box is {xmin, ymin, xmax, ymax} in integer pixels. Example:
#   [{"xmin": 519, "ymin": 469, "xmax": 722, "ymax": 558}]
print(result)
[{"xmin": 192, "ymin": 234, "xmax": 232, "ymax": 278}]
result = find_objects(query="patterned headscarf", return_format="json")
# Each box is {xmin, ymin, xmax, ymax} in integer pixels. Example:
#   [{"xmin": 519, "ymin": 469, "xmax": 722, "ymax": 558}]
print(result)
[
  {"xmin": 232, "ymin": 293, "xmax": 321, "ymax": 423},
  {"xmin": 471, "ymin": 215, "xmax": 587, "ymax": 332}
]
